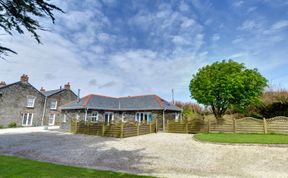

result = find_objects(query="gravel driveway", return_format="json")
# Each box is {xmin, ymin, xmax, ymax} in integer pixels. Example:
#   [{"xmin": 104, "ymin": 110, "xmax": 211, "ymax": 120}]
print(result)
[{"xmin": 0, "ymin": 127, "xmax": 288, "ymax": 178}]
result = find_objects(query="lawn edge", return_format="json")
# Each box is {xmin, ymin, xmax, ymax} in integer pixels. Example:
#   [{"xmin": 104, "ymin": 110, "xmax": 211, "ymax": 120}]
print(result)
[{"xmin": 192, "ymin": 134, "xmax": 288, "ymax": 147}]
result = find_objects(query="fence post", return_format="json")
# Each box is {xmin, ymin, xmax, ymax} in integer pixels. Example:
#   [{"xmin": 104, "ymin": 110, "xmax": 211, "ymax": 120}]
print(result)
[
  {"xmin": 137, "ymin": 123, "xmax": 140, "ymax": 136},
  {"xmin": 207, "ymin": 119, "xmax": 210, "ymax": 133},
  {"xmin": 120, "ymin": 121, "xmax": 124, "ymax": 138},
  {"xmin": 263, "ymin": 118, "xmax": 267, "ymax": 134},
  {"xmin": 102, "ymin": 123, "xmax": 105, "ymax": 136},
  {"xmin": 233, "ymin": 119, "xmax": 236, "ymax": 133},
  {"xmin": 149, "ymin": 122, "xmax": 152, "ymax": 133},
  {"xmin": 185, "ymin": 120, "xmax": 189, "ymax": 134}
]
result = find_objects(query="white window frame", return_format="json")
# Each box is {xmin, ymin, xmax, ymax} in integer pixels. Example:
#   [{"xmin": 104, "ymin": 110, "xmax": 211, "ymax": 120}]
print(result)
[
  {"xmin": 121, "ymin": 112, "xmax": 126, "ymax": 122},
  {"xmin": 63, "ymin": 114, "xmax": 67, "ymax": 123},
  {"xmin": 50, "ymin": 100, "xmax": 57, "ymax": 110},
  {"xmin": 26, "ymin": 96, "xmax": 36, "ymax": 108},
  {"xmin": 175, "ymin": 112, "xmax": 180, "ymax": 122},
  {"xmin": 135, "ymin": 112, "xmax": 152, "ymax": 123},
  {"xmin": 22, "ymin": 113, "xmax": 33, "ymax": 126},
  {"xmin": 104, "ymin": 112, "xmax": 114, "ymax": 124},
  {"xmin": 76, "ymin": 113, "xmax": 80, "ymax": 120},
  {"xmin": 48, "ymin": 113, "xmax": 56, "ymax": 126},
  {"xmin": 89, "ymin": 111, "xmax": 99, "ymax": 123}
]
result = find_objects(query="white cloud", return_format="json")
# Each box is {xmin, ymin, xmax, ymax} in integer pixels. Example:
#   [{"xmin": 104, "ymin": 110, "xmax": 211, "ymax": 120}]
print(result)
[
  {"xmin": 212, "ymin": 34, "xmax": 220, "ymax": 41},
  {"xmin": 271, "ymin": 20, "xmax": 288, "ymax": 30}
]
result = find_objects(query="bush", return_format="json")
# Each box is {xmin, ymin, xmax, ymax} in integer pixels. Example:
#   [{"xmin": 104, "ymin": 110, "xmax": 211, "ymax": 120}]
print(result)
[
  {"xmin": 0, "ymin": 124, "xmax": 3, "ymax": 129},
  {"xmin": 8, "ymin": 122, "xmax": 17, "ymax": 128}
]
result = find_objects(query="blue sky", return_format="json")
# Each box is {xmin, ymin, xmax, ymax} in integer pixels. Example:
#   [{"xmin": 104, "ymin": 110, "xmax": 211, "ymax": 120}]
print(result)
[{"xmin": 0, "ymin": 0, "xmax": 288, "ymax": 101}]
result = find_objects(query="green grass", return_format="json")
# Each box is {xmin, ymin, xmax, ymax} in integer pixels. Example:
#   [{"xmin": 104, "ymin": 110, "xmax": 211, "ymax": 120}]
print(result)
[
  {"xmin": 194, "ymin": 133, "xmax": 288, "ymax": 144},
  {"xmin": 0, "ymin": 155, "xmax": 153, "ymax": 178}
]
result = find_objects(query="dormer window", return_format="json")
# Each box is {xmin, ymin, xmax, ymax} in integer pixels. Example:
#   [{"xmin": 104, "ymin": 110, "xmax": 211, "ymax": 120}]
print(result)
[
  {"xmin": 50, "ymin": 100, "xmax": 57, "ymax": 110},
  {"xmin": 26, "ymin": 96, "xmax": 36, "ymax": 108}
]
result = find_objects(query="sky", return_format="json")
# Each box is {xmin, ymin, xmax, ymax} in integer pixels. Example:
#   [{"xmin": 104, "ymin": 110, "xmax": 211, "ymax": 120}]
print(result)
[{"xmin": 0, "ymin": 0, "xmax": 288, "ymax": 102}]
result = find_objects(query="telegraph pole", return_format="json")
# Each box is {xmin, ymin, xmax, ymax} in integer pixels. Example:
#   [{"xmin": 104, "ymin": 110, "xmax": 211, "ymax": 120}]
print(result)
[{"xmin": 172, "ymin": 89, "xmax": 175, "ymax": 104}]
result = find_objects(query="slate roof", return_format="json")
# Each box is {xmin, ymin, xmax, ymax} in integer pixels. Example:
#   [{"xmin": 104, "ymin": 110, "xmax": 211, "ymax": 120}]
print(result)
[
  {"xmin": 60, "ymin": 94, "xmax": 181, "ymax": 111},
  {"xmin": 42, "ymin": 89, "xmax": 63, "ymax": 97}
]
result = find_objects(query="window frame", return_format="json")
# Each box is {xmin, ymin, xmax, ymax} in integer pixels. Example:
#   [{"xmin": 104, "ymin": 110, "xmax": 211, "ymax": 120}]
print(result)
[
  {"xmin": 89, "ymin": 111, "xmax": 99, "ymax": 123},
  {"xmin": 26, "ymin": 96, "xmax": 36, "ymax": 108},
  {"xmin": 48, "ymin": 113, "xmax": 56, "ymax": 126},
  {"xmin": 175, "ymin": 112, "xmax": 180, "ymax": 122},
  {"xmin": 135, "ymin": 112, "xmax": 152, "ymax": 123},
  {"xmin": 50, "ymin": 100, "xmax": 58, "ymax": 110},
  {"xmin": 22, "ymin": 113, "xmax": 33, "ymax": 126},
  {"xmin": 63, "ymin": 114, "xmax": 67, "ymax": 123},
  {"xmin": 104, "ymin": 112, "xmax": 114, "ymax": 124}
]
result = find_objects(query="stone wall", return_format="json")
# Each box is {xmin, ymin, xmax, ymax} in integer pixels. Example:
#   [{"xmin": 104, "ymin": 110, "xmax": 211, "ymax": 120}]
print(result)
[
  {"xmin": 44, "ymin": 89, "xmax": 77, "ymax": 126},
  {"xmin": 0, "ymin": 82, "xmax": 45, "ymax": 127}
]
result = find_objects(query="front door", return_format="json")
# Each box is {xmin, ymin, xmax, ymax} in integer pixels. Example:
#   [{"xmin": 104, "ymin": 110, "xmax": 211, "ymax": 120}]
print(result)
[{"xmin": 48, "ymin": 114, "xmax": 55, "ymax": 125}]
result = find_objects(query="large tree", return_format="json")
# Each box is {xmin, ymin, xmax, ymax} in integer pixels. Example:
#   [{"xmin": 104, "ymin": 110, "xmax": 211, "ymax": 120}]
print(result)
[
  {"xmin": 0, "ymin": 0, "xmax": 63, "ymax": 56},
  {"xmin": 189, "ymin": 60, "xmax": 267, "ymax": 121}
]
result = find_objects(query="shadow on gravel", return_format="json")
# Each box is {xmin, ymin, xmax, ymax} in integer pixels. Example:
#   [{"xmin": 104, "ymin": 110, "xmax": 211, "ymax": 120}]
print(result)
[{"xmin": 0, "ymin": 132, "xmax": 157, "ymax": 174}]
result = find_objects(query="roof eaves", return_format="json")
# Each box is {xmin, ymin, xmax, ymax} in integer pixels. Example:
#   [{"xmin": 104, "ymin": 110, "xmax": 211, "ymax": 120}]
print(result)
[{"xmin": 153, "ymin": 95, "xmax": 164, "ymax": 109}]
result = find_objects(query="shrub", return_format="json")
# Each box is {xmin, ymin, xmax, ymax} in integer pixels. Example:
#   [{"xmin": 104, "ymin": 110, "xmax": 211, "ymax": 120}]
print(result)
[
  {"xmin": 8, "ymin": 122, "xmax": 17, "ymax": 128},
  {"xmin": 0, "ymin": 124, "xmax": 3, "ymax": 129}
]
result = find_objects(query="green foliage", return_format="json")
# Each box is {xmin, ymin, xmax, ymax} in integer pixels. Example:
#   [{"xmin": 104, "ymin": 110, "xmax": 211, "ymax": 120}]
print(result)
[
  {"xmin": 0, "ymin": 124, "xmax": 3, "ymax": 129},
  {"xmin": 8, "ymin": 122, "xmax": 17, "ymax": 128},
  {"xmin": 0, "ymin": 155, "xmax": 153, "ymax": 178},
  {"xmin": 189, "ymin": 60, "xmax": 267, "ymax": 120},
  {"xmin": 0, "ymin": 0, "xmax": 63, "ymax": 56}
]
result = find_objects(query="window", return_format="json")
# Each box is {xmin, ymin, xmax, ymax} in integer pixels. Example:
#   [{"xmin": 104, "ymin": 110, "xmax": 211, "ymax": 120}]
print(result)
[
  {"xmin": 104, "ymin": 112, "xmax": 114, "ymax": 124},
  {"xmin": 76, "ymin": 113, "xmax": 80, "ymax": 120},
  {"xmin": 63, "ymin": 114, "xmax": 67, "ymax": 123},
  {"xmin": 22, "ymin": 113, "xmax": 33, "ymax": 126},
  {"xmin": 175, "ymin": 113, "xmax": 180, "ymax": 122},
  {"xmin": 121, "ymin": 112, "xmax": 126, "ymax": 122},
  {"xmin": 89, "ymin": 112, "xmax": 98, "ymax": 122},
  {"xmin": 50, "ymin": 100, "xmax": 57, "ymax": 110},
  {"xmin": 48, "ymin": 114, "xmax": 56, "ymax": 125},
  {"xmin": 26, "ymin": 96, "xmax": 36, "ymax": 108},
  {"xmin": 135, "ymin": 112, "xmax": 152, "ymax": 123}
]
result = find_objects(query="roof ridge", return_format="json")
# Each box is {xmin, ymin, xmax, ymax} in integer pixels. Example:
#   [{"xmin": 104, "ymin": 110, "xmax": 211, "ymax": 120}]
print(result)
[
  {"xmin": 119, "ymin": 94, "xmax": 157, "ymax": 99},
  {"xmin": 89, "ymin": 94, "xmax": 118, "ymax": 99},
  {"xmin": 152, "ymin": 95, "xmax": 164, "ymax": 109},
  {"xmin": 83, "ymin": 94, "xmax": 94, "ymax": 107}
]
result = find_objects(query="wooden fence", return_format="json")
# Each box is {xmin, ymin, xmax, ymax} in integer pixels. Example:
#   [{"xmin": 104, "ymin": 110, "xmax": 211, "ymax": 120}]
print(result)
[
  {"xmin": 71, "ymin": 120, "xmax": 157, "ymax": 138},
  {"xmin": 167, "ymin": 116, "xmax": 288, "ymax": 134}
]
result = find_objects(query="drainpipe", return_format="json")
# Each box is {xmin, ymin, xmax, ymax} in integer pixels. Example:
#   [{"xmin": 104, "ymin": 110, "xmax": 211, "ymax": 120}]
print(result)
[
  {"xmin": 84, "ymin": 108, "xmax": 88, "ymax": 123},
  {"xmin": 41, "ymin": 96, "xmax": 47, "ymax": 126},
  {"xmin": 162, "ymin": 109, "xmax": 166, "ymax": 132}
]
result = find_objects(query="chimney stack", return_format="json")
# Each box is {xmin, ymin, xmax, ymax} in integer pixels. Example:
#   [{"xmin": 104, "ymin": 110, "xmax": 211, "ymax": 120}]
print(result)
[
  {"xmin": 64, "ymin": 82, "xmax": 70, "ymax": 90},
  {"xmin": 20, "ymin": 74, "xmax": 29, "ymax": 83},
  {"xmin": 40, "ymin": 87, "xmax": 45, "ymax": 92},
  {"xmin": 0, "ymin": 81, "xmax": 6, "ymax": 88}
]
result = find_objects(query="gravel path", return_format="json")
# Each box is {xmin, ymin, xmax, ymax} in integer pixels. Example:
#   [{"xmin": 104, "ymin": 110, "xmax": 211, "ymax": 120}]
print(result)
[{"xmin": 0, "ymin": 128, "xmax": 288, "ymax": 178}]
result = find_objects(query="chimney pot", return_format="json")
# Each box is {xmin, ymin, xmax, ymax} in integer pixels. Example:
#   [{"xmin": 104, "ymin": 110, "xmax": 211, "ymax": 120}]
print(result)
[
  {"xmin": 20, "ymin": 74, "xmax": 29, "ymax": 83},
  {"xmin": 40, "ymin": 87, "xmax": 45, "ymax": 92},
  {"xmin": 0, "ymin": 81, "xmax": 6, "ymax": 87},
  {"xmin": 64, "ymin": 82, "xmax": 70, "ymax": 90}
]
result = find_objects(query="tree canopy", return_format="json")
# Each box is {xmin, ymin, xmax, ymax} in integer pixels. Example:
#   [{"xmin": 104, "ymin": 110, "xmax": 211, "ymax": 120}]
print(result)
[
  {"xmin": 0, "ymin": 0, "xmax": 63, "ymax": 56},
  {"xmin": 189, "ymin": 60, "xmax": 268, "ymax": 120}
]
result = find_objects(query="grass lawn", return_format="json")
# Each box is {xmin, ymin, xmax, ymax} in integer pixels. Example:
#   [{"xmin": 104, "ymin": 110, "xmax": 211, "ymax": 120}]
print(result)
[
  {"xmin": 0, "ymin": 155, "xmax": 153, "ymax": 178},
  {"xmin": 194, "ymin": 133, "xmax": 288, "ymax": 144}
]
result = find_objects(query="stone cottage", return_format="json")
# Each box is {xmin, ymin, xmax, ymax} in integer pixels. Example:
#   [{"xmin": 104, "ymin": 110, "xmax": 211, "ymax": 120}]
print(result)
[
  {"xmin": 0, "ymin": 74, "xmax": 77, "ymax": 127},
  {"xmin": 60, "ymin": 94, "xmax": 182, "ymax": 131}
]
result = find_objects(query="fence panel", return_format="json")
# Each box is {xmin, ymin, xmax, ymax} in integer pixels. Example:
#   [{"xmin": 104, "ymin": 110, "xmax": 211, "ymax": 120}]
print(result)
[
  {"xmin": 267, "ymin": 116, "xmax": 288, "ymax": 134},
  {"xmin": 236, "ymin": 117, "xmax": 264, "ymax": 133},
  {"xmin": 209, "ymin": 119, "xmax": 234, "ymax": 133}
]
